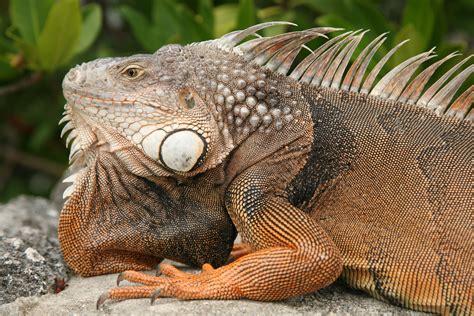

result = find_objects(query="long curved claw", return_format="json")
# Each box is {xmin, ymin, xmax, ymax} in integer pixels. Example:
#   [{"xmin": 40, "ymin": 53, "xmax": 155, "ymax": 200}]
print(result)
[
  {"xmin": 114, "ymin": 270, "xmax": 164, "ymax": 286},
  {"xmin": 117, "ymin": 272, "xmax": 125, "ymax": 286},
  {"xmin": 96, "ymin": 292, "xmax": 110, "ymax": 310},
  {"xmin": 150, "ymin": 289, "xmax": 161, "ymax": 305},
  {"xmin": 96, "ymin": 285, "xmax": 158, "ymax": 307}
]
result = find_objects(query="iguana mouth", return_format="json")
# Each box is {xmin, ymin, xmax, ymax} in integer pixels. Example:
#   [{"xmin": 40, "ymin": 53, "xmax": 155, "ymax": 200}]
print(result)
[{"xmin": 63, "ymin": 91, "xmax": 138, "ymax": 112}]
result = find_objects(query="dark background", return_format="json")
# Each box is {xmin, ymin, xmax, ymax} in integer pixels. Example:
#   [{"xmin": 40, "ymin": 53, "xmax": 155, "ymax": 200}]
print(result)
[{"xmin": 0, "ymin": 0, "xmax": 472, "ymax": 202}]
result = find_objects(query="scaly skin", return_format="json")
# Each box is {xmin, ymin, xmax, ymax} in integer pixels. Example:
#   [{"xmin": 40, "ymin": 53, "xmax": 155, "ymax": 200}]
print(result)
[{"xmin": 60, "ymin": 22, "xmax": 473, "ymax": 314}]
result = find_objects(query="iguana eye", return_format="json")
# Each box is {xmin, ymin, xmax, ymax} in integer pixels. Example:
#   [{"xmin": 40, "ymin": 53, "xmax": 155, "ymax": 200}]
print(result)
[
  {"xmin": 127, "ymin": 68, "xmax": 138, "ymax": 77},
  {"xmin": 122, "ymin": 65, "xmax": 144, "ymax": 79}
]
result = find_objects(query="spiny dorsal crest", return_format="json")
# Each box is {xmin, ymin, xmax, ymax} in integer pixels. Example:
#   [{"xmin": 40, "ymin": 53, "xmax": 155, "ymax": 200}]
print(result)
[{"xmin": 210, "ymin": 22, "xmax": 473, "ymax": 122}]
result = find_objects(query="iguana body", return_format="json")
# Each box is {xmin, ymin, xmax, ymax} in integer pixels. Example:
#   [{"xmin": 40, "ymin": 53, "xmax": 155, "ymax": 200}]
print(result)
[{"xmin": 59, "ymin": 23, "xmax": 473, "ymax": 314}]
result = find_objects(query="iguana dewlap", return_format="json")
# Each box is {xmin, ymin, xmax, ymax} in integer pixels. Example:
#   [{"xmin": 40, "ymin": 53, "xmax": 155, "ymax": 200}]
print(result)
[{"xmin": 59, "ymin": 22, "xmax": 473, "ymax": 315}]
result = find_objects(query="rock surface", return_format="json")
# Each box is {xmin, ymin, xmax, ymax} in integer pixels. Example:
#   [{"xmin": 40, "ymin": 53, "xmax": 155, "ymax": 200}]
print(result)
[
  {"xmin": 0, "ymin": 196, "xmax": 425, "ymax": 315},
  {"xmin": 0, "ymin": 272, "xmax": 423, "ymax": 315},
  {"xmin": 0, "ymin": 196, "xmax": 70, "ymax": 305}
]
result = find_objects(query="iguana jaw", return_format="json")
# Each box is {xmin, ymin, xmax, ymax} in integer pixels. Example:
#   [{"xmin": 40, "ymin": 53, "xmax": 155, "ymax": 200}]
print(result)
[{"xmin": 59, "ymin": 91, "xmax": 175, "ymax": 203}]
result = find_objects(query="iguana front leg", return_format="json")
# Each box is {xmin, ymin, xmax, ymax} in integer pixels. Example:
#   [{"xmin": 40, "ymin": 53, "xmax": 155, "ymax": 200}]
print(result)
[{"xmin": 99, "ymin": 166, "xmax": 342, "ymax": 304}]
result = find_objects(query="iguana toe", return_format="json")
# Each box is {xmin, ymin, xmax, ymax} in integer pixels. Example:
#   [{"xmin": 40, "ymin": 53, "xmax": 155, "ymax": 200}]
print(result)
[
  {"xmin": 96, "ymin": 292, "xmax": 109, "ymax": 310},
  {"xmin": 150, "ymin": 289, "xmax": 161, "ymax": 305},
  {"xmin": 96, "ymin": 286, "xmax": 158, "ymax": 309}
]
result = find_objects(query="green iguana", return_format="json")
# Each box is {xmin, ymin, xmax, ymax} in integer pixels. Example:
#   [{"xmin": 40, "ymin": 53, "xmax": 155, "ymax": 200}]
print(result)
[{"xmin": 59, "ymin": 22, "xmax": 473, "ymax": 315}]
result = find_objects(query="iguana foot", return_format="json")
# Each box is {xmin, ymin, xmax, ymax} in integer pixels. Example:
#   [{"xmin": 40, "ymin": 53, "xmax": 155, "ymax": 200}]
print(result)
[
  {"xmin": 97, "ymin": 262, "xmax": 226, "ymax": 308},
  {"xmin": 97, "ymin": 242, "xmax": 341, "ymax": 308}
]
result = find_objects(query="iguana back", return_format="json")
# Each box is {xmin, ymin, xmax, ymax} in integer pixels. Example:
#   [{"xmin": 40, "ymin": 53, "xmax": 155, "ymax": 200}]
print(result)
[
  {"xmin": 275, "ymin": 30, "xmax": 473, "ymax": 313},
  {"xmin": 303, "ymin": 88, "xmax": 472, "ymax": 313}
]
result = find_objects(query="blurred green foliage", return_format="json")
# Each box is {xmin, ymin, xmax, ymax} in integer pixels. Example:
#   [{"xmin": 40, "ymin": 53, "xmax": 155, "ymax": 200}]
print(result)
[{"xmin": 0, "ymin": 0, "xmax": 472, "ymax": 202}]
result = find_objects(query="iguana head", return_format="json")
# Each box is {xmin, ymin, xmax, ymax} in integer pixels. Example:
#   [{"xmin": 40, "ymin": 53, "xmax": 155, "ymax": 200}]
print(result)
[{"xmin": 62, "ymin": 45, "xmax": 231, "ymax": 176}]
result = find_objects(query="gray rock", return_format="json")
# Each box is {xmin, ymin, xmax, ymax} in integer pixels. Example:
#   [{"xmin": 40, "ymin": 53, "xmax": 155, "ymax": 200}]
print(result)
[
  {"xmin": 0, "ymin": 196, "xmax": 70, "ymax": 305},
  {"xmin": 0, "ymin": 196, "xmax": 59, "ymax": 237},
  {"xmin": 0, "ymin": 196, "xmax": 426, "ymax": 314},
  {"xmin": 0, "ymin": 271, "xmax": 423, "ymax": 315}
]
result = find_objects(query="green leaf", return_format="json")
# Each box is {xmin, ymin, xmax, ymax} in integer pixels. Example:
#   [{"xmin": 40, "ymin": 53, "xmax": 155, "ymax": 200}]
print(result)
[
  {"xmin": 9, "ymin": 0, "xmax": 54, "ymax": 44},
  {"xmin": 151, "ymin": 0, "xmax": 182, "ymax": 43},
  {"xmin": 258, "ymin": 8, "xmax": 296, "ymax": 38},
  {"xmin": 298, "ymin": 0, "xmax": 391, "ymax": 35},
  {"xmin": 198, "ymin": 0, "xmax": 214, "ymax": 37},
  {"xmin": 213, "ymin": 4, "xmax": 238, "ymax": 37},
  {"xmin": 29, "ymin": 120, "xmax": 56, "ymax": 150},
  {"xmin": 316, "ymin": 14, "xmax": 354, "ymax": 30},
  {"xmin": 430, "ymin": 1, "xmax": 446, "ymax": 47},
  {"xmin": 257, "ymin": 6, "xmax": 282, "ymax": 20},
  {"xmin": 0, "ymin": 33, "xmax": 18, "ymax": 54},
  {"xmin": 392, "ymin": 24, "xmax": 423, "ymax": 68},
  {"xmin": 175, "ymin": 4, "xmax": 206, "ymax": 43},
  {"xmin": 0, "ymin": 56, "xmax": 20, "ymax": 80},
  {"xmin": 120, "ymin": 5, "xmax": 160, "ymax": 52},
  {"xmin": 74, "ymin": 4, "xmax": 102, "ymax": 55},
  {"xmin": 122, "ymin": 0, "xmax": 211, "ymax": 49},
  {"xmin": 349, "ymin": 0, "xmax": 392, "ymax": 35},
  {"xmin": 237, "ymin": 0, "xmax": 256, "ymax": 29},
  {"xmin": 12, "ymin": 35, "xmax": 41, "ymax": 69},
  {"xmin": 294, "ymin": 0, "xmax": 341, "ymax": 15},
  {"xmin": 401, "ymin": 0, "xmax": 436, "ymax": 50},
  {"xmin": 37, "ymin": 0, "xmax": 82, "ymax": 71}
]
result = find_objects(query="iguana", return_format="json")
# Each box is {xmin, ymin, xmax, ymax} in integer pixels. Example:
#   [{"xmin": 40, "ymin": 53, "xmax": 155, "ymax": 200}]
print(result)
[{"xmin": 59, "ymin": 22, "xmax": 473, "ymax": 315}]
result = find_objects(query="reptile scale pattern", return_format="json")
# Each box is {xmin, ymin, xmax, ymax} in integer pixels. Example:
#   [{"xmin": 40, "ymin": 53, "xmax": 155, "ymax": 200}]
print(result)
[{"xmin": 309, "ymin": 90, "xmax": 473, "ymax": 314}]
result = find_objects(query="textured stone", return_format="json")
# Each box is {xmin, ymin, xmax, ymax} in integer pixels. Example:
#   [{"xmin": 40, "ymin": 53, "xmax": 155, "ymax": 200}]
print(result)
[
  {"xmin": 0, "ymin": 272, "xmax": 425, "ymax": 315},
  {"xmin": 0, "ymin": 196, "xmax": 70, "ymax": 305}
]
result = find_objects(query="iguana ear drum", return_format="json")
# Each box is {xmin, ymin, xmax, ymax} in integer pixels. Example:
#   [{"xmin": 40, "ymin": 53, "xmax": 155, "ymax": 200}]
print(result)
[{"xmin": 159, "ymin": 130, "xmax": 207, "ymax": 172}]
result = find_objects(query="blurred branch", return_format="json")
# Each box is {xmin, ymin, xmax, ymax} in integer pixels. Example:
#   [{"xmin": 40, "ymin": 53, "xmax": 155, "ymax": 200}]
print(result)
[
  {"xmin": 0, "ymin": 145, "xmax": 65, "ymax": 178},
  {"xmin": 0, "ymin": 72, "xmax": 43, "ymax": 96},
  {"xmin": 0, "ymin": 157, "xmax": 14, "ymax": 194}
]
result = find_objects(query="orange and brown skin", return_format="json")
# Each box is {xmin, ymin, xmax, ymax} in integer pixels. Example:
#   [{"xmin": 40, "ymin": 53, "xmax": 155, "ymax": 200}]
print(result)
[
  {"xmin": 59, "ymin": 25, "xmax": 472, "ymax": 315},
  {"xmin": 59, "ymin": 152, "xmax": 237, "ymax": 274}
]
